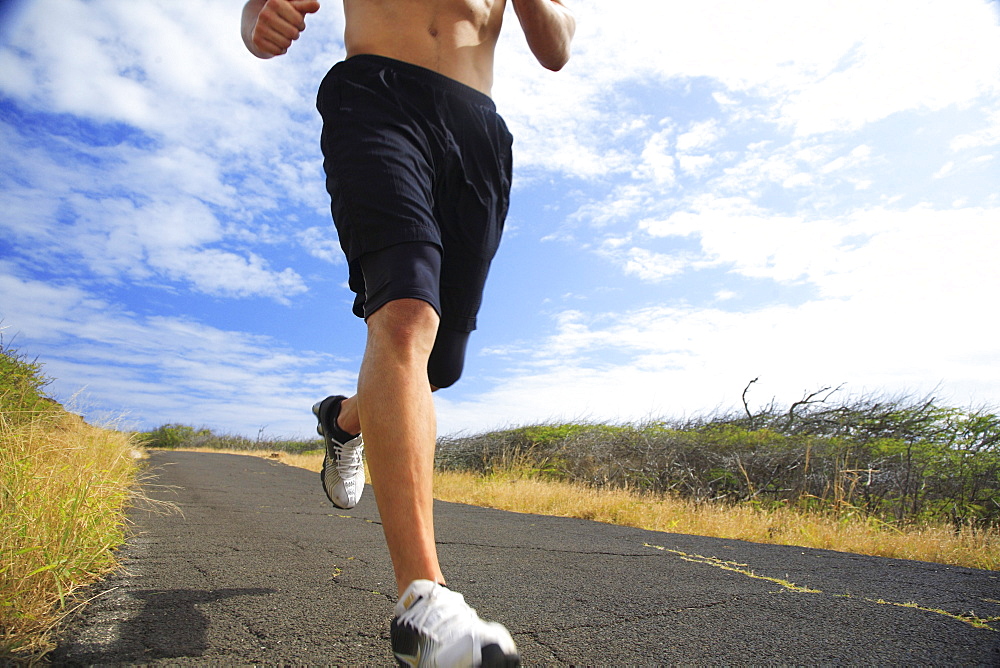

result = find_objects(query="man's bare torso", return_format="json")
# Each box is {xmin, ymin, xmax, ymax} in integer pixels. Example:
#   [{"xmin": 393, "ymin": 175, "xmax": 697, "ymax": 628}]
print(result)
[{"xmin": 343, "ymin": 0, "xmax": 507, "ymax": 95}]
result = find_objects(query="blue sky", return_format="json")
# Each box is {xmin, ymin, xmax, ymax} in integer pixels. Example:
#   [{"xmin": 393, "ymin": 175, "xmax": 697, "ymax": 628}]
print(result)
[{"xmin": 2, "ymin": 0, "xmax": 999, "ymax": 439}]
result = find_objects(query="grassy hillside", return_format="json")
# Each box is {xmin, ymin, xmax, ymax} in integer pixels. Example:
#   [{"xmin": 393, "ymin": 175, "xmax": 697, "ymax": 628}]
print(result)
[{"xmin": 0, "ymin": 342, "xmax": 140, "ymax": 663}]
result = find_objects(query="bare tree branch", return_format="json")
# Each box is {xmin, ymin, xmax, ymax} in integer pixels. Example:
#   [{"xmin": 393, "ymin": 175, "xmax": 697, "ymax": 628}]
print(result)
[{"xmin": 742, "ymin": 377, "xmax": 759, "ymax": 422}]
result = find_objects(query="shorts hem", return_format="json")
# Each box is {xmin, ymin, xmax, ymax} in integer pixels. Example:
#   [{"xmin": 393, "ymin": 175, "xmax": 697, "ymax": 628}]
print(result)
[
  {"xmin": 363, "ymin": 291, "xmax": 441, "ymax": 322},
  {"xmin": 347, "ymin": 232, "xmax": 440, "ymax": 265}
]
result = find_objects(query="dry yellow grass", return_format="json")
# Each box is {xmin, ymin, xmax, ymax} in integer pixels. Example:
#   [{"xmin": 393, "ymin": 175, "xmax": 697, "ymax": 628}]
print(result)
[
  {"xmin": 173, "ymin": 447, "xmax": 325, "ymax": 472},
  {"xmin": 1, "ymin": 410, "xmax": 141, "ymax": 660},
  {"xmin": 433, "ymin": 469, "xmax": 1000, "ymax": 572}
]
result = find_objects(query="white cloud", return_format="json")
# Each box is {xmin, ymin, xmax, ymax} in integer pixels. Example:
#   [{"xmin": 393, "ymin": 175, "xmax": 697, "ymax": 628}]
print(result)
[
  {"xmin": 812, "ymin": 206, "xmax": 1000, "ymax": 304},
  {"xmin": 820, "ymin": 145, "xmax": 872, "ymax": 175},
  {"xmin": 951, "ymin": 109, "xmax": 1000, "ymax": 151},
  {"xmin": 716, "ymin": 140, "xmax": 838, "ymax": 196},
  {"xmin": 0, "ymin": 0, "xmax": 334, "ymax": 138},
  {"xmin": 297, "ymin": 226, "xmax": 344, "ymax": 264},
  {"xmin": 0, "ymin": 166, "xmax": 307, "ymax": 300},
  {"xmin": 569, "ymin": 184, "xmax": 655, "ymax": 230},
  {"xmin": 152, "ymin": 248, "xmax": 307, "ymax": 302},
  {"xmin": 640, "ymin": 199, "xmax": 835, "ymax": 284},
  {"xmin": 677, "ymin": 120, "xmax": 722, "ymax": 153},
  {"xmin": 618, "ymin": 247, "xmax": 695, "ymax": 282},
  {"xmin": 637, "ymin": 129, "xmax": 676, "ymax": 185},
  {"xmin": 637, "ymin": 198, "xmax": 1000, "ymax": 301},
  {"xmin": 677, "ymin": 154, "xmax": 714, "ymax": 178}
]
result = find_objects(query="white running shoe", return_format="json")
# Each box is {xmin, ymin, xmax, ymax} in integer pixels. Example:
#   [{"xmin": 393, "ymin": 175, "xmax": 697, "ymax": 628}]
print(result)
[
  {"xmin": 312, "ymin": 395, "xmax": 365, "ymax": 509},
  {"xmin": 391, "ymin": 580, "xmax": 520, "ymax": 668}
]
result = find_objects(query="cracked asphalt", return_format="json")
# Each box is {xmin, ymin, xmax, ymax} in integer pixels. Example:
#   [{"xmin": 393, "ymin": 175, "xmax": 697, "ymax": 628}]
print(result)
[{"xmin": 52, "ymin": 450, "xmax": 1000, "ymax": 665}]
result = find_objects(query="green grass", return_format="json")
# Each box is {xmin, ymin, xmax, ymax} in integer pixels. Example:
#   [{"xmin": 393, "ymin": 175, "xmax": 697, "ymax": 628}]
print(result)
[{"xmin": 140, "ymin": 422, "xmax": 320, "ymax": 454}]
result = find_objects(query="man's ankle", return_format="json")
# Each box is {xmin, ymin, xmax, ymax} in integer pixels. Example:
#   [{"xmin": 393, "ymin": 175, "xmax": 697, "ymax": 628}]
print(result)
[
  {"xmin": 398, "ymin": 578, "xmax": 446, "ymax": 599},
  {"xmin": 336, "ymin": 396, "xmax": 361, "ymax": 436}
]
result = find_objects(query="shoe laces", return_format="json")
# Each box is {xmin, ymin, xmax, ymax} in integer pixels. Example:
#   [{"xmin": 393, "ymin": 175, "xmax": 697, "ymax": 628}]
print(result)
[
  {"xmin": 333, "ymin": 434, "xmax": 364, "ymax": 477},
  {"xmin": 398, "ymin": 585, "xmax": 477, "ymax": 641}
]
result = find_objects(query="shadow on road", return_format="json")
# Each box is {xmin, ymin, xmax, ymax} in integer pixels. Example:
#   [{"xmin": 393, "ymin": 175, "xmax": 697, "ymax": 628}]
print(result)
[{"xmin": 61, "ymin": 587, "xmax": 276, "ymax": 664}]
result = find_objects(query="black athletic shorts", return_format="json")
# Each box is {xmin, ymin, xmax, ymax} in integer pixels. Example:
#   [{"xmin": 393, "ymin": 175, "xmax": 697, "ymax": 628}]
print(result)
[
  {"xmin": 356, "ymin": 241, "xmax": 468, "ymax": 388},
  {"xmin": 316, "ymin": 54, "xmax": 514, "ymax": 334}
]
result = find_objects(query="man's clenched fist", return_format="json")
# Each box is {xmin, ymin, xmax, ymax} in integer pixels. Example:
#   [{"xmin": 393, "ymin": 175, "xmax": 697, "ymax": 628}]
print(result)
[{"xmin": 242, "ymin": 0, "xmax": 320, "ymax": 59}]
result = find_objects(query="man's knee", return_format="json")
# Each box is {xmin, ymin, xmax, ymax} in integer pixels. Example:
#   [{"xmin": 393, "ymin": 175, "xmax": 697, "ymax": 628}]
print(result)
[{"xmin": 366, "ymin": 299, "xmax": 440, "ymax": 356}]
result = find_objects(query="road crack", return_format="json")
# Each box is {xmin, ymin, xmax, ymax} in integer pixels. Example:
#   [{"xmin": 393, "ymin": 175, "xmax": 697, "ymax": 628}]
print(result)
[
  {"xmin": 518, "ymin": 598, "xmax": 732, "ymax": 664},
  {"xmin": 435, "ymin": 540, "xmax": 660, "ymax": 558}
]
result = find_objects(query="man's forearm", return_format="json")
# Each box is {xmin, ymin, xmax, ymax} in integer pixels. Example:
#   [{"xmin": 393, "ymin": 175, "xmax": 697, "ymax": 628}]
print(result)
[{"xmin": 512, "ymin": 0, "xmax": 575, "ymax": 71}]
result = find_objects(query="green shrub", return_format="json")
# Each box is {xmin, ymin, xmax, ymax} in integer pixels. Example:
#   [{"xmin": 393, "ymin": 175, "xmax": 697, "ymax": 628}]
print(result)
[
  {"xmin": 1, "ymin": 337, "xmax": 58, "ymax": 426},
  {"xmin": 436, "ymin": 390, "xmax": 1000, "ymax": 529},
  {"xmin": 139, "ymin": 423, "xmax": 321, "ymax": 454}
]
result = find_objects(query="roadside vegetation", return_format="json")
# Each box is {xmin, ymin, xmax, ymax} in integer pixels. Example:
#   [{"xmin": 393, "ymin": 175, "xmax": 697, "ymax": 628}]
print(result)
[
  {"xmin": 152, "ymin": 382, "xmax": 1000, "ymax": 572},
  {"xmin": 437, "ymin": 383, "xmax": 1000, "ymax": 529},
  {"xmin": 140, "ymin": 423, "xmax": 317, "ymax": 454},
  {"xmin": 0, "ymin": 341, "xmax": 140, "ymax": 663}
]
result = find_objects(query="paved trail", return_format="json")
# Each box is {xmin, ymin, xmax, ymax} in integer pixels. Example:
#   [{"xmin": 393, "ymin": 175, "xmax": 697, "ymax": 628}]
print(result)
[{"xmin": 53, "ymin": 450, "xmax": 999, "ymax": 665}]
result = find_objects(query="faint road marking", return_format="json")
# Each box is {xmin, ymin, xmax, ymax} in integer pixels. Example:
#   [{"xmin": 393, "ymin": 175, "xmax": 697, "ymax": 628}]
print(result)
[{"xmin": 643, "ymin": 542, "xmax": 999, "ymax": 632}]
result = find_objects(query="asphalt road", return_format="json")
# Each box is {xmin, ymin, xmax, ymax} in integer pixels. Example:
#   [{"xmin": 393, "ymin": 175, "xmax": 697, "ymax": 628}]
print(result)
[{"xmin": 52, "ymin": 450, "xmax": 1000, "ymax": 666}]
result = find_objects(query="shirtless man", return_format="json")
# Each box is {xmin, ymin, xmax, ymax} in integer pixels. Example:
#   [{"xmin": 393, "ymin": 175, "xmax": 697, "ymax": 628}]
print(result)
[{"xmin": 242, "ymin": 1, "xmax": 573, "ymax": 665}]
